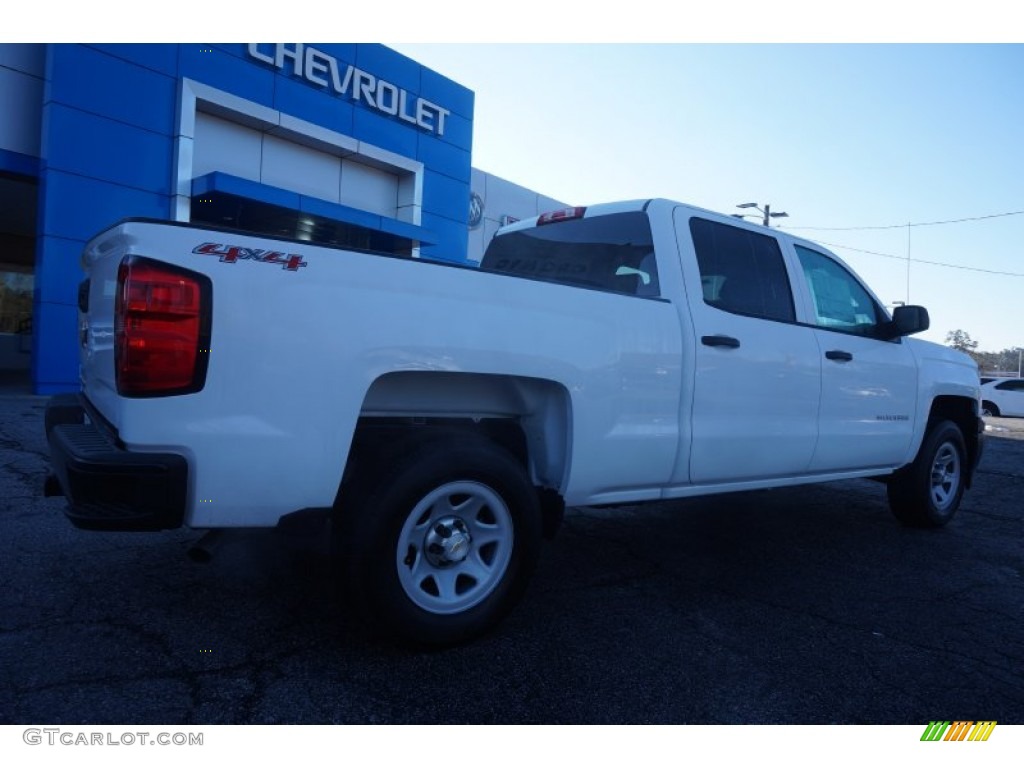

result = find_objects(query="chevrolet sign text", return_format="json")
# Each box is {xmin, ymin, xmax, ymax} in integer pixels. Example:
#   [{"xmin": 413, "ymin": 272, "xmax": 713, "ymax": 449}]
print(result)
[{"xmin": 248, "ymin": 44, "xmax": 451, "ymax": 136}]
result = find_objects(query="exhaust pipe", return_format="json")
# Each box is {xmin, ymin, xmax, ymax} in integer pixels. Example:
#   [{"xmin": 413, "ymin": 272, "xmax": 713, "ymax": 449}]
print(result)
[{"xmin": 187, "ymin": 529, "xmax": 225, "ymax": 563}]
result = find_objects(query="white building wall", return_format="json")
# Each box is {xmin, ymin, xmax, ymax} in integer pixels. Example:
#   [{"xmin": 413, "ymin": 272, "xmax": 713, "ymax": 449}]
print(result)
[
  {"xmin": 261, "ymin": 132, "xmax": 342, "ymax": 202},
  {"xmin": 192, "ymin": 110, "xmax": 402, "ymax": 219}
]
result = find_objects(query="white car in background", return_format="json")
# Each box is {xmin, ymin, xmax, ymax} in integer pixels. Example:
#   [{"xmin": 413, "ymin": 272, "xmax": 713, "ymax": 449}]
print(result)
[{"xmin": 980, "ymin": 378, "xmax": 1024, "ymax": 417}]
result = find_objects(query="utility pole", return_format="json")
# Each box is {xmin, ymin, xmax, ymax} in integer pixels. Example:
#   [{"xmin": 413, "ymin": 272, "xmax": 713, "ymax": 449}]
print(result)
[
  {"xmin": 906, "ymin": 222, "xmax": 911, "ymax": 304},
  {"xmin": 734, "ymin": 202, "xmax": 789, "ymax": 228}
]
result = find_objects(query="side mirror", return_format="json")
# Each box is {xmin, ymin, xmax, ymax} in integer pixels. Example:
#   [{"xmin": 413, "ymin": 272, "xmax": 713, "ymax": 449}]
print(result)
[{"xmin": 884, "ymin": 305, "xmax": 930, "ymax": 339}]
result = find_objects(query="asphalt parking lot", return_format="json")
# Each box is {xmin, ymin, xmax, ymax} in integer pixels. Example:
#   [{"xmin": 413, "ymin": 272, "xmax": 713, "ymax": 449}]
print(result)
[{"xmin": 2, "ymin": 390, "xmax": 1022, "ymax": 724}]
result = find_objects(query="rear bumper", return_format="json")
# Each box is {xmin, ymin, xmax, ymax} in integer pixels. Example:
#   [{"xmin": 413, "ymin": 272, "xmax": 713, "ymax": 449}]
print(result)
[{"xmin": 45, "ymin": 393, "xmax": 188, "ymax": 531}]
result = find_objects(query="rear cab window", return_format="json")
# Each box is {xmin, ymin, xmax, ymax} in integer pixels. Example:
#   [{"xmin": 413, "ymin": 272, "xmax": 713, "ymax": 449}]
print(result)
[
  {"xmin": 480, "ymin": 211, "xmax": 660, "ymax": 297},
  {"xmin": 688, "ymin": 217, "xmax": 795, "ymax": 323}
]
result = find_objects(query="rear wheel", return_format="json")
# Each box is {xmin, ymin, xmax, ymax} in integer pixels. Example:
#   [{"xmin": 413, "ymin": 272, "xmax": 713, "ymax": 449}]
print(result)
[
  {"xmin": 887, "ymin": 420, "xmax": 966, "ymax": 528},
  {"xmin": 981, "ymin": 401, "xmax": 999, "ymax": 417},
  {"xmin": 337, "ymin": 436, "xmax": 542, "ymax": 646}
]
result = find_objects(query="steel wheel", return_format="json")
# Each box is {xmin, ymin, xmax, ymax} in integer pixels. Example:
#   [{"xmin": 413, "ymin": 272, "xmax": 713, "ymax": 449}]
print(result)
[
  {"xmin": 396, "ymin": 481, "xmax": 514, "ymax": 615},
  {"xmin": 929, "ymin": 441, "xmax": 961, "ymax": 511},
  {"xmin": 888, "ymin": 419, "xmax": 967, "ymax": 528},
  {"xmin": 337, "ymin": 434, "xmax": 543, "ymax": 645}
]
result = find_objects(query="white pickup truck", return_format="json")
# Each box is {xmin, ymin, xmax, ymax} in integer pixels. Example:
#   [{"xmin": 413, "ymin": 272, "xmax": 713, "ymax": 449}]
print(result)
[{"xmin": 46, "ymin": 199, "xmax": 984, "ymax": 645}]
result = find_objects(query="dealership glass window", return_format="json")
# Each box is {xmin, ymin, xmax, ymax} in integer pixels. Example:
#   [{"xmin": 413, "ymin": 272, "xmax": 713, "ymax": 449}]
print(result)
[
  {"xmin": 0, "ymin": 173, "xmax": 36, "ymax": 363},
  {"xmin": 688, "ymin": 218, "xmax": 795, "ymax": 322},
  {"xmin": 480, "ymin": 211, "xmax": 659, "ymax": 297},
  {"xmin": 795, "ymin": 245, "xmax": 884, "ymax": 335},
  {"xmin": 0, "ymin": 268, "xmax": 32, "ymax": 335}
]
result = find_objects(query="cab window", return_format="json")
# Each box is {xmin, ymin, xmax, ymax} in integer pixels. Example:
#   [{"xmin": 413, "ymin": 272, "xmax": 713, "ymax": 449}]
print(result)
[
  {"xmin": 795, "ymin": 246, "xmax": 884, "ymax": 335},
  {"xmin": 689, "ymin": 218, "xmax": 795, "ymax": 323}
]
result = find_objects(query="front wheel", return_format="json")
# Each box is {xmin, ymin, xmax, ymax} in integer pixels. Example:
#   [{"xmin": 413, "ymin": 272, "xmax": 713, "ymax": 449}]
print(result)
[
  {"xmin": 338, "ymin": 436, "xmax": 542, "ymax": 646},
  {"xmin": 887, "ymin": 420, "xmax": 966, "ymax": 528}
]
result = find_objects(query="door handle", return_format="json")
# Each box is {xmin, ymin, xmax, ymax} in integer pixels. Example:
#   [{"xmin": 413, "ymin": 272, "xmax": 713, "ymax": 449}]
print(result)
[
  {"xmin": 701, "ymin": 335, "xmax": 740, "ymax": 349},
  {"xmin": 825, "ymin": 350, "xmax": 853, "ymax": 362}
]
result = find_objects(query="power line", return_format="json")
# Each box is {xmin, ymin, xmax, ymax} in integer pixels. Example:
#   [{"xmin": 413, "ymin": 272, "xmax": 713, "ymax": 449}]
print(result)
[
  {"xmin": 790, "ymin": 210, "xmax": 1024, "ymax": 232},
  {"xmin": 817, "ymin": 239, "xmax": 1024, "ymax": 278}
]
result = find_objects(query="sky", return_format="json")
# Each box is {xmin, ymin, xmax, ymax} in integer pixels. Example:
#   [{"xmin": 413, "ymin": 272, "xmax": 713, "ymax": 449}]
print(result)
[
  {"xmin": 390, "ymin": 43, "xmax": 1024, "ymax": 354},
  {"xmin": 10, "ymin": 2, "xmax": 1022, "ymax": 353}
]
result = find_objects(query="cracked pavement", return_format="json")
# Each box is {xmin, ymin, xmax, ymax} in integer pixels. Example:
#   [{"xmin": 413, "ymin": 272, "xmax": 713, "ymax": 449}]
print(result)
[{"xmin": 1, "ymin": 393, "xmax": 1022, "ymax": 724}]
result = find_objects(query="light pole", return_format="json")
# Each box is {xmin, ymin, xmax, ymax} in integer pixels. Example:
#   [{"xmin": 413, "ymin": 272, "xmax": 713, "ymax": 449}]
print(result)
[{"xmin": 732, "ymin": 202, "xmax": 789, "ymax": 227}]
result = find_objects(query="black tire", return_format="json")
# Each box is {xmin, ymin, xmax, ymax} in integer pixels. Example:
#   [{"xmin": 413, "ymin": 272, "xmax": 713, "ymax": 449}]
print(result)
[
  {"xmin": 981, "ymin": 401, "xmax": 1000, "ymax": 418},
  {"xmin": 887, "ymin": 419, "xmax": 967, "ymax": 528},
  {"xmin": 336, "ymin": 436, "xmax": 542, "ymax": 646}
]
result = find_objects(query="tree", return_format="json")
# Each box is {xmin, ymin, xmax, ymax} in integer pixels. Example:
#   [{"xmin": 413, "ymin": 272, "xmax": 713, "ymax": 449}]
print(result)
[
  {"xmin": 945, "ymin": 329, "xmax": 979, "ymax": 354},
  {"xmin": 992, "ymin": 347, "xmax": 1024, "ymax": 375}
]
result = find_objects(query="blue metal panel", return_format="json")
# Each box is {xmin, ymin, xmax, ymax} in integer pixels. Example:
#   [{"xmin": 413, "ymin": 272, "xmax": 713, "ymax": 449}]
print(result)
[
  {"xmin": 31, "ymin": 301, "xmax": 79, "ymax": 394},
  {"xmin": 191, "ymin": 172, "xmax": 300, "ymax": 211},
  {"xmin": 273, "ymin": 76, "xmax": 354, "ymax": 136},
  {"xmin": 45, "ymin": 45, "xmax": 176, "ymax": 136},
  {"xmin": 299, "ymin": 195, "xmax": 382, "ymax": 231},
  {"xmin": 38, "ymin": 170, "xmax": 167, "ymax": 242},
  {"xmin": 179, "ymin": 45, "xmax": 275, "ymax": 106},
  {"xmin": 86, "ymin": 44, "xmax": 179, "ymax": 76},
  {"xmin": 210, "ymin": 44, "xmax": 250, "ymax": 61},
  {"xmin": 437, "ymin": 111, "xmax": 473, "ymax": 153},
  {"xmin": 305, "ymin": 43, "xmax": 358, "ymax": 68},
  {"xmin": 422, "ymin": 171, "xmax": 469, "ymax": 222},
  {"xmin": 378, "ymin": 216, "xmax": 435, "ymax": 244},
  {"xmin": 355, "ymin": 45, "xmax": 422, "ymax": 94},
  {"xmin": 352, "ymin": 108, "xmax": 419, "ymax": 158},
  {"xmin": 34, "ymin": 235, "xmax": 85, "ymax": 307},
  {"xmin": 0, "ymin": 148, "xmax": 40, "ymax": 176},
  {"xmin": 417, "ymin": 134, "xmax": 471, "ymax": 183},
  {"xmin": 420, "ymin": 64, "xmax": 475, "ymax": 120},
  {"xmin": 193, "ymin": 172, "xmax": 438, "ymax": 245},
  {"xmin": 0, "ymin": 43, "xmax": 46, "ymax": 75},
  {"xmin": 419, "ymin": 212, "xmax": 470, "ymax": 263},
  {"xmin": 45, "ymin": 104, "xmax": 172, "ymax": 194}
]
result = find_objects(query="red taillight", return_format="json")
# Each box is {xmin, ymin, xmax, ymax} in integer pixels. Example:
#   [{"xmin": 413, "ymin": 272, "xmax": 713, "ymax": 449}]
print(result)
[
  {"xmin": 115, "ymin": 257, "xmax": 211, "ymax": 397},
  {"xmin": 536, "ymin": 207, "xmax": 587, "ymax": 226}
]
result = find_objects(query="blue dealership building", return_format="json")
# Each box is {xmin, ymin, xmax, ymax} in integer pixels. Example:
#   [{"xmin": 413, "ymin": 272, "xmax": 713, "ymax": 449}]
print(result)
[{"xmin": 0, "ymin": 44, "xmax": 564, "ymax": 394}]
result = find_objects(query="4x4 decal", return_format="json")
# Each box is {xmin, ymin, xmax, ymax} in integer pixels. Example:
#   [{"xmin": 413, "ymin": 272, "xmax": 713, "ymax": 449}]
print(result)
[{"xmin": 193, "ymin": 242, "xmax": 308, "ymax": 272}]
